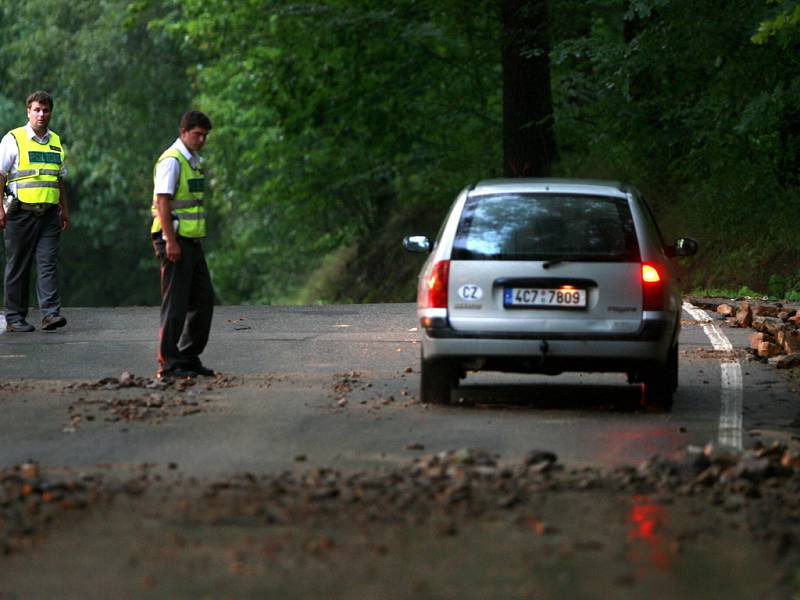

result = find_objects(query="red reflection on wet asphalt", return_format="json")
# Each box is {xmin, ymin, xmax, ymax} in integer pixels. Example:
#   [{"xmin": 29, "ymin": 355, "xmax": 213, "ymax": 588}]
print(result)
[
  {"xmin": 600, "ymin": 427, "xmax": 684, "ymax": 465},
  {"xmin": 628, "ymin": 495, "xmax": 670, "ymax": 571}
]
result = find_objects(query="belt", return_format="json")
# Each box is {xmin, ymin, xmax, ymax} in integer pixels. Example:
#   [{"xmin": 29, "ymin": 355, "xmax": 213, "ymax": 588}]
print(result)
[
  {"xmin": 19, "ymin": 202, "xmax": 56, "ymax": 216},
  {"xmin": 152, "ymin": 231, "xmax": 202, "ymax": 243}
]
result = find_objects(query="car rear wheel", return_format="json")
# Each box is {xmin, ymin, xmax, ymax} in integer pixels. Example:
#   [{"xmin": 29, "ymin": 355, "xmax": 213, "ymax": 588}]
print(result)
[
  {"xmin": 641, "ymin": 345, "xmax": 677, "ymax": 411},
  {"xmin": 420, "ymin": 354, "xmax": 456, "ymax": 405},
  {"xmin": 669, "ymin": 342, "xmax": 679, "ymax": 391}
]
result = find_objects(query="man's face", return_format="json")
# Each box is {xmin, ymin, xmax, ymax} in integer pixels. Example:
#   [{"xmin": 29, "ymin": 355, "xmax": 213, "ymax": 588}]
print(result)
[
  {"xmin": 27, "ymin": 101, "xmax": 52, "ymax": 131},
  {"xmin": 180, "ymin": 127, "xmax": 209, "ymax": 152}
]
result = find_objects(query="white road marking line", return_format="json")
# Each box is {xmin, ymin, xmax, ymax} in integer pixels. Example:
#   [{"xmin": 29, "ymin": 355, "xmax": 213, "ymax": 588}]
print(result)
[
  {"xmin": 682, "ymin": 301, "xmax": 743, "ymax": 450},
  {"xmin": 682, "ymin": 303, "xmax": 733, "ymax": 351},
  {"xmin": 719, "ymin": 361, "xmax": 743, "ymax": 449}
]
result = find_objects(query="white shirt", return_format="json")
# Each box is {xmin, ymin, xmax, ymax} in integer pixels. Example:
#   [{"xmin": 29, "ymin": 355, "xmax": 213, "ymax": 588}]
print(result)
[
  {"xmin": 0, "ymin": 124, "xmax": 67, "ymax": 195},
  {"xmin": 153, "ymin": 138, "xmax": 202, "ymax": 197}
]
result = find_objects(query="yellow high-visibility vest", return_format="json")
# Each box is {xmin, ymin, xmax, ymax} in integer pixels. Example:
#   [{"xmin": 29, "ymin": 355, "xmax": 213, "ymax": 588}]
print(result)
[
  {"xmin": 150, "ymin": 148, "xmax": 206, "ymax": 238},
  {"xmin": 8, "ymin": 127, "xmax": 64, "ymax": 205}
]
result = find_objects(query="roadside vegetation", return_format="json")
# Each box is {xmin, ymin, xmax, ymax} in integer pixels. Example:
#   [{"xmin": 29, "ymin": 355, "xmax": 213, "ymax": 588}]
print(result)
[{"xmin": 0, "ymin": 0, "xmax": 798, "ymax": 306}]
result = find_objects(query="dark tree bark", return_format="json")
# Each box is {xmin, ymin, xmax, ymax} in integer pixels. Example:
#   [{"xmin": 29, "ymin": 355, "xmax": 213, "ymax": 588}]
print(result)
[{"xmin": 500, "ymin": 0, "xmax": 557, "ymax": 177}]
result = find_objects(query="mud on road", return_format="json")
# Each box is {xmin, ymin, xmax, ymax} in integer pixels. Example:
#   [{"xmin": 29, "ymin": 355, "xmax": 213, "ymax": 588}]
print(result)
[
  {"xmin": 1, "ymin": 439, "xmax": 799, "ymax": 599},
  {"xmin": 1, "ymin": 350, "xmax": 799, "ymax": 599}
]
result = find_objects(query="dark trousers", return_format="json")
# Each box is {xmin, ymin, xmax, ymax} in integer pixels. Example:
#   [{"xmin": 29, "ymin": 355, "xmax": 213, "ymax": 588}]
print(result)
[
  {"xmin": 3, "ymin": 206, "xmax": 62, "ymax": 324},
  {"xmin": 154, "ymin": 235, "xmax": 215, "ymax": 371}
]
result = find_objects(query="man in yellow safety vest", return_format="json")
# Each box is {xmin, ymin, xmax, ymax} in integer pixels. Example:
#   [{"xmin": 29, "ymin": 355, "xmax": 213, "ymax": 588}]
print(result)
[
  {"xmin": 151, "ymin": 111, "xmax": 215, "ymax": 379},
  {"xmin": 0, "ymin": 90, "xmax": 70, "ymax": 333}
]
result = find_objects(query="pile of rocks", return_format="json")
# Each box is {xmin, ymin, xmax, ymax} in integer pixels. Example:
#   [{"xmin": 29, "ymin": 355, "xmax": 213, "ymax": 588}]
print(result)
[
  {"xmin": 67, "ymin": 392, "xmax": 205, "ymax": 427},
  {"xmin": 0, "ymin": 463, "xmax": 103, "ymax": 554},
  {"xmin": 715, "ymin": 301, "xmax": 800, "ymax": 368},
  {"xmin": 197, "ymin": 444, "xmax": 800, "ymax": 529},
  {"xmin": 61, "ymin": 371, "xmax": 242, "ymax": 428},
  {"xmin": 634, "ymin": 441, "xmax": 800, "ymax": 501},
  {"xmin": 64, "ymin": 371, "xmax": 239, "ymax": 392},
  {"xmin": 3, "ymin": 444, "xmax": 799, "ymax": 576}
]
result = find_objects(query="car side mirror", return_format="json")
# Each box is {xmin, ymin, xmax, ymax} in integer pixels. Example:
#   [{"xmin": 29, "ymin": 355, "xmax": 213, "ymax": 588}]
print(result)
[
  {"xmin": 403, "ymin": 235, "xmax": 431, "ymax": 254},
  {"xmin": 667, "ymin": 237, "xmax": 698, "ymax": 257}
]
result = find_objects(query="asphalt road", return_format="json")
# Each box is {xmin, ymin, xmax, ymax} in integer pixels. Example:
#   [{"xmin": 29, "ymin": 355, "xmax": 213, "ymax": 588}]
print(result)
[{"xmin": 1, "ymin": 302, "xmax": 798, "ymax": 477}]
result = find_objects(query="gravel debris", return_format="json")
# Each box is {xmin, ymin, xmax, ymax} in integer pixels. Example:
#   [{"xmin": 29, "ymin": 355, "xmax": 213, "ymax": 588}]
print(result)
[{"xmin": 60, "ymin": 372, "xmax": 242, "ymax": 427}]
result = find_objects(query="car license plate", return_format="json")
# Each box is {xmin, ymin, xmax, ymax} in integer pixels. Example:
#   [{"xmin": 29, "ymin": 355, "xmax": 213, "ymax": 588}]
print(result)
[{"xmin": 504, "ymin": 287, "xmax": 587, "ymax": 308}]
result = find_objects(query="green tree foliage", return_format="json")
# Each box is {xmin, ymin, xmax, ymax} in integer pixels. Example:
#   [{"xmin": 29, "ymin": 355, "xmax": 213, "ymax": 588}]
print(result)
[
  {"xmin": 1, "ymin": 1, "xmax": 797, "ymax": 306},
  {"xmin": 550, "ymin": 0, "xmax": 800, "ymax": 291},
  {"xmin": 752, "ymin": 0, "xmax": 800, "ymax": 47},
  {"xmin": 155, "ymin": 0, "xmax": 502, "ymax": 303},
  {"xmin": 555, "ymin": 0, "xmax": 800, "ymax": 190},
  {"xmin": 0, "ymin": 0, "xmax": 192, "ymax": 305}
]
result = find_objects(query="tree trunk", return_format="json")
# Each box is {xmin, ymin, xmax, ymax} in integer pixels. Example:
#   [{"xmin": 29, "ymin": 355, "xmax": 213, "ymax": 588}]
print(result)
[{"xmin": 500, "ymin": 0, "xmax": 556, "ymax": 177}]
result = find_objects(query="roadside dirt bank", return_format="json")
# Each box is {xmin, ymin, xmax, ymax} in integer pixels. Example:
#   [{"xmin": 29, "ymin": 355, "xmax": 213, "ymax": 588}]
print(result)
[{"xmin": 1, "ymin": 443, "xmax": 798, "ymax": 599}]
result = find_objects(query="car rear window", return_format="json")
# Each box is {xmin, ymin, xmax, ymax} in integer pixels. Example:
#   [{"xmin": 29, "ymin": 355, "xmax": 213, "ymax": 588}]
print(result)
[{"xmin": 451, "ymin": 193, "xmax": 640, "ymax": 261}]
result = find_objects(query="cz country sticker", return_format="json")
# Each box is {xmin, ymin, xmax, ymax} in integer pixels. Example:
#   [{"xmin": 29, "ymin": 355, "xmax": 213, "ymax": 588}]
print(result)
[{"xmin": 457, "ymin": 284, "xmax": 483, "ymax": 301}]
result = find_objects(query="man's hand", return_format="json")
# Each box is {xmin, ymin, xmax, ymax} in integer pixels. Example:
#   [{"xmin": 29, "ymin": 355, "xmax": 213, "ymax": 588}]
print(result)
[
  {"xmin": 0, "ymin": 173, "xmax": 6, "ymax": 229},
  {"xmin": 165, "ymin": 237, "xmax": 182, "ymax": 262},
  {"xmin": 155, "ymin": 193, "xmax": 180, "ymax": 261},
  {"xmin": 58, "ymin": 182, "xmax": 70, "ymax": 231}
]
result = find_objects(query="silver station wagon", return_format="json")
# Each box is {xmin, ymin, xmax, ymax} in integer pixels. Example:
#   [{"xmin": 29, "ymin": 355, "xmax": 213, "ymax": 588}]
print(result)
[{"xmin": 403, "ymin": 179, "xmax": 698, "ymax": 410}]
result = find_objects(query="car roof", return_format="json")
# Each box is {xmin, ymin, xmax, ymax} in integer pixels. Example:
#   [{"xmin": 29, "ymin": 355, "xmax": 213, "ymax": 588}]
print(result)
[{"xmin": 469, "ymin": 178, "xmax": 635, "ymax": 199}]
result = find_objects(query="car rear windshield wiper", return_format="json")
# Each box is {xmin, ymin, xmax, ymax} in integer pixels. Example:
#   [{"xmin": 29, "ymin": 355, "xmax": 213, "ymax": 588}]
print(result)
[{"xmin": 542, "ymin": 258, "xmax": 569, "ymax": 269}]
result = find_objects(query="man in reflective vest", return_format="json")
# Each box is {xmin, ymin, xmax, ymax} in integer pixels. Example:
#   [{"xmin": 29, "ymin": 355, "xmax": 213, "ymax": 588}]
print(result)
[
  {"xmin": 0, "ymin": 90, "xmax": 70, "ymax": 333},
  {"xmin": 151, "ymin": 111, "xmax": 215, "ymax": 379}
]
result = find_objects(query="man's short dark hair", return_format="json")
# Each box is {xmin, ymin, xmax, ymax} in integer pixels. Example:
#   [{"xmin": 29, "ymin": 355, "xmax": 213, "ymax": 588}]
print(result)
[
  {"xmin": 26, "ymin": 91, "xmax": 53, "ymax": 110},
  {"xmin": 180, "ymin": 111, "xmax": 212, "ymax": 132}
]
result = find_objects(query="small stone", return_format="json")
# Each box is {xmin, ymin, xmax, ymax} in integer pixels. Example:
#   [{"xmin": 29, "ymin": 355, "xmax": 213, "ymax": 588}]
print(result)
[
  {"xmin": 757, "ymin": 341, "xmax": 782, "ymax": 358},
  {"xmin": 723, "ymin": 494, "xmax": 745, "ymax": 512},
  {"xmin": 780, "ymin": 330, "xmax": 800, "ymax": 355},
  {"xmin": 524, "ymin": 450, "xmax": 558, "ymax": 468},
  {"xmin": 753, "ymin": 305, "xmax": 780, "ymax": 318},
  {"xmin": 20, "ymin": 462, "xmax": 40, "ymax": 480},
  {"xmin": 526, "ymin": 517, "xmax": 549, "ymax": 536},
  {"xmin": 735, "ymin": 302, "xmax": 753, "ymax": 328},
  {"xmin": 733, "ymin": 457, "xmax": 772, "ymax": 482},
  {"xmin": 749, "ymin": 332, "xmax": 773, "ymax": 350},
  {"xmin": 769, "ymin": 354, "xmax": 800, "ymax": 369},
  {"xmin": 716, "ymin": 304, "xmax": 735, "ymax": 317},
  {"xmin": 674, "ymin": 451, "xmax": 711, "ymax": 478}
]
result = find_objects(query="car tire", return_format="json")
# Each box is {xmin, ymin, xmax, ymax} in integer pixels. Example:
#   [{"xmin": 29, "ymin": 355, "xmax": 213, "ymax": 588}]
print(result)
[
  {"xmin": 641, "ymin": 359, "xmax": 674, "ymax": 411},
  {"xmin": 420, "ymin": 354, "xmax": 456, "ymax": 405},
  {"xmin": 669, "ymin": 342, "xmax": 679, "ymax": 391}
]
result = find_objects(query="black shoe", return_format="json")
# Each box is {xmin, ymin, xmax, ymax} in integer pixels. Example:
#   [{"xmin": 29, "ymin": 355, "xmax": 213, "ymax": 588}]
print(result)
[
  {"xmin": 185, "ymin": 360, "xmax": 215, "ymax": 377},
  {"xmin": 41, "ymin": 314, "xmax": 67, "ymax": 331},
  {"xmin": 156, "ymin": 367, "xmax": 197, "ymax": 379},
  {"xmin": 194, "ymin": 365, "xmax": 215, "ymax": 377},
  {"xmin": 6, "ymin": 320, "xmax": 35, "ymax": 333}
]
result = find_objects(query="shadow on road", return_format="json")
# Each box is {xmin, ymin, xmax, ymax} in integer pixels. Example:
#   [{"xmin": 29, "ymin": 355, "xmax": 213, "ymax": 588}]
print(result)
[{"xmin": 449, "ymin": 381, "xmax": 643, "ymax": 412}]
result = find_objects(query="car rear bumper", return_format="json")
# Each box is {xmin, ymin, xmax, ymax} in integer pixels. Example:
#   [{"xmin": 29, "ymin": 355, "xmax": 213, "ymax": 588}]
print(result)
[{"xmin": 421, "ymin": 316, "xmax": 676, "ymax": 372}]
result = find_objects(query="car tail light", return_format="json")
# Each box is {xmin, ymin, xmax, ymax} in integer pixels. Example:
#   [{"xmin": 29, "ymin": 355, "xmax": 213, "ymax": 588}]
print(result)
[
  {"xmin": 641, "ymin": 262, "xmax": 664, "ymax": 310},
  {"xmin": 420, "ymin": 260, "xmax": 450, "ymax": 308}
]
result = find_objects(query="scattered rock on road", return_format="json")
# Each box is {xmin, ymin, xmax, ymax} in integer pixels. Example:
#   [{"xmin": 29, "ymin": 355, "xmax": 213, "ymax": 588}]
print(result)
[{"xmin": 61, "ymin": 372, "xmax": 240, "ymax": 427}]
